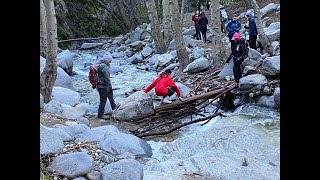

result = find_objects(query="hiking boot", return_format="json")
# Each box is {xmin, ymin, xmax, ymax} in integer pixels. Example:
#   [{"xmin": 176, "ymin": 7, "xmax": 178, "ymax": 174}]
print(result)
[{"xmin": 162, "ymin": 96, "xmax": 172, "ymax": 104}]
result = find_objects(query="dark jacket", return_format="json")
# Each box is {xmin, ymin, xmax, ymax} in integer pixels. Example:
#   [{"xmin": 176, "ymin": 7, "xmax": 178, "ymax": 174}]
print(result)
[
  {"xmin": 226, "ymin": 20, "xmax": 241, "ymax": 33},
  {"xmin": 227, "ymin": 37, "xmax": 246, "ymax": 65},
  {"xmin": 96, "ymin": 63, "xmax": 112, "ymax": 91},
  {"xmin": 244, "ymin": 11, "xmax": 258, "ymax": 36},
  {"xmin": 198, "ymin": 14, "xmax": 208, "ymax": 29}
]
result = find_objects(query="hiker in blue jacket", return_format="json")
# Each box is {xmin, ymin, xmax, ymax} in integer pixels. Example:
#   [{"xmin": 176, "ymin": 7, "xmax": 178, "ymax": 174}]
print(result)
[
  {"xmin": 244, "ymin": 10, "xmax": 258, "ymax": 49},
  {"xmin": 226, "ymin": 14, "xmax": 242, "ymax": 46}
]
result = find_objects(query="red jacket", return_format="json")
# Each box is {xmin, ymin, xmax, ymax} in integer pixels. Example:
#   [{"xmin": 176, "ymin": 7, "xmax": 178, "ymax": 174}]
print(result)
[{"xmin": 144, "ymin": 73, "xmax": 181, "ymax": 97}]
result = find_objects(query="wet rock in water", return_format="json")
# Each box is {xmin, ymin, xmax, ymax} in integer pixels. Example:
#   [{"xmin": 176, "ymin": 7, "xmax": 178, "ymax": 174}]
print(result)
[
  {"xmin": 100, "ymin": 159, "xmax": 143, "ymax": 180},
  {"xmin": 51, "ymin": 152, "xmax": 94, "ymax": 178},
  {"xmin": 273, "ymin": 87, "xmax": 280, "ymax": 108},
  {"xmin": 257, "ymin": 95, "xmax": 277, "ymax": 108}
]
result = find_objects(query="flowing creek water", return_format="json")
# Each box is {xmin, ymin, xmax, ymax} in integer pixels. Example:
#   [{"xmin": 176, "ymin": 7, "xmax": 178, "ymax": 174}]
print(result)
[{"xmin": 69, "ymin": 49, "xmax": 280, "ymax": 177}]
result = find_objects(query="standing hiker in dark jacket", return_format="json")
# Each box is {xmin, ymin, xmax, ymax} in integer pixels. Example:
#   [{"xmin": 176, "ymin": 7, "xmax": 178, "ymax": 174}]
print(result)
[
  {"xmin": 192, "ymin": 10, "xmax": 201, "ymax": 40},
  {"xmin": 226, "ymin": 32, "xmax": 246, "ymax": 83},
  {"xmin": 226, "ymin": 14, "xmax": 242, "ymax": 46},
  {"xmin": 244, "ymin": 10, "xmax": 258, "ymax": 49},
  {"xmin": 199, "ymin": 12, "xmax": 208, "ymax": 43},
  {"xmin": 95, "ymin": 54, "xmax": 117, "ymax": 119}
]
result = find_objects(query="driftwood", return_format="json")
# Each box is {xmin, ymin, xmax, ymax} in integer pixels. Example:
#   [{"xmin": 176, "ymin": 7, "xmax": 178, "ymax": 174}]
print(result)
[
  {"xmin": 58, "ymin": 37, "xmax": 110, "ymax": 43},
  {"xmin": 155, "ymin": 83, "xmax": 237, "ymax": 111},
  {"xmin": 137, "ymin": 112, "xmax": 222, "ymax": 138}
]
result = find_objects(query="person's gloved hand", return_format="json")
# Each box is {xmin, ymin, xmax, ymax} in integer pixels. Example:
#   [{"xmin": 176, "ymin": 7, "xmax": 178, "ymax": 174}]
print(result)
[{"xmin": 92, "ymin": 85, "xmax": 96, "ymax": 89}]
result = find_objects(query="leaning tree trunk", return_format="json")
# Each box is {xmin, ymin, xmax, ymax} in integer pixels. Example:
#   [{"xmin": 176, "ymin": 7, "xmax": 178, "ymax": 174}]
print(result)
[
  {"xmin": 210, "ymin": 0, "xmax": 227, "ymax": 67},
  {"xmin": 169, "ymin": 0, "xmax": 190, "ymax": 70},
  {"xmin": 180, "ymin": 0, "xmax": 186, "ymax": 26},
  {"xmin": 146, "ymin": 0, "xmax": 167, "ymax": 54},
  {"xmin": 40, "ymin": 0, "xmax": 58, "ymax": 103},
  {"xmin": 116, "ymin": 0, "xmax": 132, "ymax": 30},
  {"xmin": 162, "ymin": 0, "xmax": 174, "ymax": 45},
  {"xmin": 250, "ymin": 0, "xmax": 273, "ymax": 55},
  {"xmin": 40, "ymin": 0, "xmax": 47, "ymax": 58}
]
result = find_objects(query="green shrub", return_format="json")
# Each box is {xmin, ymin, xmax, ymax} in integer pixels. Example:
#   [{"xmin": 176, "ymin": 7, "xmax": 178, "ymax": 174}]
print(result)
[
  {"xmin": 57, "ymin": 27, "xmax": 73, "ymax": 40},
  {"xmin": 105, "ymin": 18, "xmax": 123, "ymax": 36}
]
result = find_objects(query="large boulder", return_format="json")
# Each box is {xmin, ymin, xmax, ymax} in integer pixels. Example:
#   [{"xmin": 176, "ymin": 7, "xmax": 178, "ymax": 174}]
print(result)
[
  {"xmin": 62, "ymin": 106, "xmax": 87, "ymax": 120},
  {"xmin": 264, "ymin": 22, "xmax": 280, "ymax": 42},
  {"xmin": 260, "ymin": 3, "xmax": 280, "ymax": 17},
  {"xmin": 158, "ymin": 53, "xmax": 175, "ymax": 67},
  {"xmin": 141, "ymin": 46, "xmax": 153, "ymax": 58},
  {"xmin": 261, "ymin": 56, "xmax": 280, "ymax": 78},
  {"xmin": 40, "ymin": 56, "xmax": 75, "ymax": 90},
  {"xmin": 183, "ymin": 27, "xmax": 196, "ymax": 36},
  {"xmin": 273, "ymin": 87, "xmax": 280, "ymax": 108},
  {"xmin": 59, "ymin": 124, "xmax": 99, "ymax": 142},
  {"xmin": 43, "ymin": 100, "xmax": 63, "ymax": 114},
  {"xmin": 100, "ymin": 159, "xmax": 143, "ymax": 180},
  {"xmin": 191, "ymin": 47, "xmax": 206, "ymax": 59},
  {"xmin": 51, "ymin": 152, "xmax": 93, "ymax": 178},
  {"xmin": 257, "ymin": 95, "xmax": 277, "ymax": 108},
  {"xmin": 239, "ymin": 74, "xmax": 268, "ymax": 90},
  {"xmin": 40, "ymin": 124, "xmax": 64, "ymax": 155},
  {"xmin": 91, "ymin": 125, "xmax": 120, "ymax": 141},
  {"xmin": 183, "ymin": 57, "xmax": 210, "ymax": 73},
  {"xmin": 100, "ymin": 132, "xmax": 152, "ymax": 157},
  {"xmin": 57, "ymin": 50, "xmax": 78, "ymax": 75},
  {"xmin": 52, "ymin": 86, "xmax": 80, "ymax": 107},
  {"xmin": 130, "ymin": 28, "xmax": 144, "ymax": 42},
  {"xmin": 113, "ymin": 91, "xmax": 155, "ymax": 121},
  {"xmin": 248, "ymin": 48, "xmax": 263, "ymax": 61},
  {"xmin": 147, "ymin": 54, "xmax": 161, "ymax": 66},
  {"xmin": 218, "ymin": 59, "xmax": 234, "ymax": 78}
]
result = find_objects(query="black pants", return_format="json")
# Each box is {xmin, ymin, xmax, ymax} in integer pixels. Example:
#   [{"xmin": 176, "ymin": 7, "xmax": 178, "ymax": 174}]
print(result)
[
  {"xmin": 228, "ymin": 32, "xmax": 235, "ymax": 47},
  {"xmin": 249, "ymin": 35, "xmax": 257, "ymax": 49},
  {"xmin": 200, "ymin": 26, "xmax": 207, "ymax": 42},
  {"xmin": 97, "ymin": 88, "xmax": 116, "ymax": 117},
  {"xmin": 232, "ymin": 57, "xmax": 243, "ymax": 81},
  {"xmin": 164, "ymin": 87, "xmax": 176, "ymax": 98},
  {"xmin": 195, "ymin": 25, "xmax": 201, "ymax": 40}
]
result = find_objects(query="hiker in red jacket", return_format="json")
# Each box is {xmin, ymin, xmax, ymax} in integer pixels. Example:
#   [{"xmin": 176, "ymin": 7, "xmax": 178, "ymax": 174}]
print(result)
[{"xmin": 144, "ymin": 69, "xmax": 183, "ymax": 104}]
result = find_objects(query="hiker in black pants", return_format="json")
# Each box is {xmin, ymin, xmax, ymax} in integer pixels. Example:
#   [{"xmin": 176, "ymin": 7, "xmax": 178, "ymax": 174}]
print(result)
[
  {"xmin": 226, "ymin": 32, "xmax": 246, "ymax": 83},
  {"xmin": 244, "ymin": 10, "xmax": 258, "ymax": 49},
  {"xmin": 199, "ymin": 12, "xmax": 208, "ymax": 43}
]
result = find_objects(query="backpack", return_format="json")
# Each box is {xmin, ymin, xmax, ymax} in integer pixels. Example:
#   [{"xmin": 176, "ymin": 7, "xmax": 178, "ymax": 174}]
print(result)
[
  {"xmin": 88, "ymin": 65, "xmax": 99, "ymax": 87},
  {"xmin": 88, "ymin": 64, "xmax": 107, "ymax": 88}
]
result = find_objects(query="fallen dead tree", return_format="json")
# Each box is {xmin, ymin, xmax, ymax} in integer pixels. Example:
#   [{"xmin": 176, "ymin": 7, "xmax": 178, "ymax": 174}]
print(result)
[{"xmin": 131, "ymin": 82, "xmax": 238, "ymax": 137}]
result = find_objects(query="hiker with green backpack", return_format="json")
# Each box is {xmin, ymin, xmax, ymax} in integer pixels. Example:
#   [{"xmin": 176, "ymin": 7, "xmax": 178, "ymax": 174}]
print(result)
[{"xmin": 89, "ymin": 54, "xmax": 117, "ymax": 119}]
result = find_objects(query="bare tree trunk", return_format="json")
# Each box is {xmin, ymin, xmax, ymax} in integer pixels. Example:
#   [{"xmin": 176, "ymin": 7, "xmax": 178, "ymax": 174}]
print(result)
[
  {"xmin": 210, "ymin": 0, "xmax": 227, "ymax": 67},
  {"xmin": 250, "ymin": 0, "xmax": 273, "ymax": 55},
  {"xmin": 116, "ymin": 0, "xmax": 132, "ymax": 30},
  {"xmin": 162, "ymin": 0, "xmax": 174, "ymax": 45},
  {"xmin": 146, "ymin": 0, "xmax": 167, "ymax": 54},
  {"xmin": 180, "ymin": 0, "xmax": 186, "ymax": 25},
  {"xmin": 40, "ymin": 0, "xmax": 47, "ymax": 58},
  {"xmin": 40, "ymin": 0, "xmax": 58, "ymax": 103},
  {"xmin": 169, "ymin": 0, "xmax": 190, "ymax": 70}
]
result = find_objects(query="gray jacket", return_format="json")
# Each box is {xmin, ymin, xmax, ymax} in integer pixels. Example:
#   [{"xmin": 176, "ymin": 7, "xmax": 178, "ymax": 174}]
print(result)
[{"xmin": 96, "ymin": 63, "xmax": 112, "ymax": 91}]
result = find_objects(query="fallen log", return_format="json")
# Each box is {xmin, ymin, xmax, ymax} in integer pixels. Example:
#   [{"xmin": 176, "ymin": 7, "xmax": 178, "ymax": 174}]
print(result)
[
  {"xmin": 58, "ymin": 37, "xmax": 110, "ymax": 43},
  {"xmin": 155, "ymin": 83, "xmax": 237, "ymax": 111},
  {"xmin": 137, "ymin": 112, "xmax": 222, "ymax": 138}
]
